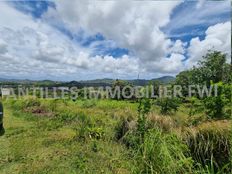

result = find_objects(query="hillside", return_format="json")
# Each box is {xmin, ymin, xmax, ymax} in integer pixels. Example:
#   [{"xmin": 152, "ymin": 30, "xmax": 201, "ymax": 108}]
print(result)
[{"xmin": 0, "ymin": 76, "xmax": 175, "ymax": 87}]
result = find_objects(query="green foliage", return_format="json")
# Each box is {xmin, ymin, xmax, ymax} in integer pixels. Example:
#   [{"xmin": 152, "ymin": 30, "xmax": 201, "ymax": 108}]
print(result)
[
  {"xmin": 156, "ymin": 97, "xmax": 180, "ymax": 115},
  {"xmin": 56, "ymin": 111, "xmax": 78, "ymax": 123},
  {"xmin": 23, "ymin": 98, "xmax": 41, "ymax": 108},
  {"xmin": 197, "ymin": 51, "xmax": 227, "ymax": 84},
  {"xmin": 203, "ymin": 82, "xmax": 229, "ymax": 119},
  {"xmin": 81, "ymin": 99, "xmax": 97, "ymax": 108},
  {"xmin": 88, "ymin": 127, "xmax": 105, "ymax": 140},
  {"xmin": 111, "ymin": 79, "xmax": 134, "ymax": 100},
  {"xmin": 135, "ymin": 129, "xmax": 193, "ymax": 174},
  {"xmin": 2, "ymin": 74, "xmax": 231, "ymax": 174},
  {"xmin": 137, "ymin": 98, "xmax": 151, "ymax": 142},
  {"xmin": 115, "ymin": 116, "xmax": 135, "ymax": 141},
  {"xmin": 187, "ymin": 97, "xmax": 204, "ymax": 117},
  {"xmin": 175, "ymin": 51, "xmax": 231, "ymax": 95},
  {"xmin": 175, "ymin": 70, "xmax": 193, "ymax": 96},
  {"xmin": 74, "ymin": 113, "xmax": 105, "ymax": 141}
]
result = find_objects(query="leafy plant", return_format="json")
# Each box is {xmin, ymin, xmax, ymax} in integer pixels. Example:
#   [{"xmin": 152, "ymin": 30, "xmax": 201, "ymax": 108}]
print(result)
[
  {"xmin": 156, "ymin": 97, "xmax": 180, "ymax": 115},
  {"xmin": 187, "ymin": 97, "xmax": 204, "ymax": 117},
  {"xmin": 137, "ymin": 98, "xmax": 151, "ymax": 142},
  {"xmin": 203, "ymin": 82, "xmax": 227, "ymax": 119}
]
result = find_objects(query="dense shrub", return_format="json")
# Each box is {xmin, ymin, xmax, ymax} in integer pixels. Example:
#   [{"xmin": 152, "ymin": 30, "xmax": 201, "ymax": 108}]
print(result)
[
  {"xmin": 187, "ymin": 97, "xmax": 204, "ymax": 117},
  {"xmin": 23, "ymin": 98, "xmax": 41, "ymax": 108},
  {"xmin": 156, "ymin": 97, "xmax": 180, "ymax": 115},
  {"xmin": 115, "ymin": 116, "xmax": 136, "ymax": 140},
  {"xmin": 203, "ymin": 82, "xmax": 228, "ymax": 119}
]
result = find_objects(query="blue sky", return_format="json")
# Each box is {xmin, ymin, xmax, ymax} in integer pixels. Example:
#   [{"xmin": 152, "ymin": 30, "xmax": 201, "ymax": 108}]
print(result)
[
  {"xmin": 163, "ymin": 1, "xmax": 231, "ymax": 41},
  {"xmin": 0, "ymin": 0, "xmax": 231, "ymax": 80}
]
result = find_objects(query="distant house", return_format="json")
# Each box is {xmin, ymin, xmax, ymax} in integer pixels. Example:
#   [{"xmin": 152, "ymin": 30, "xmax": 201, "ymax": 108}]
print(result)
[
  {"xmin": 57, "ymin": 87, "xmax": 70, "ymax": 91},
  {"xmin": 1, "ymin": 88, "xmax": 11, "ymax": 96}
]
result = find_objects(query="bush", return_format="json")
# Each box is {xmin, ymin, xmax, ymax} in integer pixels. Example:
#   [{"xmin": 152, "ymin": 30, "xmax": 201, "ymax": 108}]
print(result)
[
  {"xmin": 203, "ymin": 96, "xmax": 225, "ymax": 119},
  {"xmin": 115, "ymin": 116, "xmax": 136, "ymax": 140},
  {"xmin": 187, "ymin": 97, "xmax": 204, "ymax": 117},
  {"xmin": 56, "ymin": 111, "xmax": 78, "ymax": 123},
  {"xmin": 74, "ymin": 113, "xmax": 105, "ymax": 141},
  {"xmin": 156, "ymin": 97, "xmax": 180, "ymax": 115},
  {"xmin": 23, "ymin": 98, "xmax": 41, "ymax": 108},
  {"xmin": 203, "ymin": 82, "xmax": 228, "ymax": 119}
]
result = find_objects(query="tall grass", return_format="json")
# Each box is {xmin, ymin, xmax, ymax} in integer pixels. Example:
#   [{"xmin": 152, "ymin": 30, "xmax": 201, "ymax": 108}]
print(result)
[
  {"xmin": 134, "ymin": 129, "xmax": 194, "ymax": 174},
  {"xmin": 183, "ymin": 121, "xmax": 231, "ymax": 172}
]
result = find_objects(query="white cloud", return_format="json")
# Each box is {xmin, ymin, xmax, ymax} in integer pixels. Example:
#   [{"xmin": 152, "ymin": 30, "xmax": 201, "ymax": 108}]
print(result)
[
  {"xmin": 0, "ymin": 2, "xmax": 142, "ymax": 80},
  {"xmin": 165, "ymin": 0, "xmax": 230, "ymax": 36},
  {"xmin": 0, "ymin": 1, "xmax": 187, "ymax": 80},
  {"xmin": 187, "ymin": 21, "xmax": 231, "ymax": 67},
  {"xmin": 169, "ymin": 40, "xmax": 187, "ymax": 55},
  {"xmin": 0, "ymin": 1, "xmax": 230, "ymax": 80},
  {"xmin": 44, "ymin": 0, "xmax": 182, "ymax": 72}
]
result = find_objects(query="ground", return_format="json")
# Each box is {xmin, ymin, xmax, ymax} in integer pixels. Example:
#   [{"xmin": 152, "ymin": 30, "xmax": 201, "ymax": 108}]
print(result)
[{"xmin": 0, "ymin": 99, "xmax": 231, "ymax": 173}]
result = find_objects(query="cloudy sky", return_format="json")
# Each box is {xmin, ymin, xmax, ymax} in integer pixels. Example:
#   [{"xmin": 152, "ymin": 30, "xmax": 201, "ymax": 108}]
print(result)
[{"xmin": 0, "ymin": 0, "xmax": 231, "ymax": 81}]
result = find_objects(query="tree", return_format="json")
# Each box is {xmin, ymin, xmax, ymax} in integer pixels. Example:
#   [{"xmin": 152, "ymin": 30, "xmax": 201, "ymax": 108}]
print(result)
[
  {"xmin": 111, "ymin": 79, "xmax": 134, "ymax": 100},
  {"xmin": 176, "ymin": 51, "xmax": 231, "ymax": 88},
  {"xmin": 156, "ymin": 97, "xmax": 180, "ymax": 115},
  {"xmin": 196, "ymin": 51, "xmax": 228, "ymax": 85},
  {"xmin": 175, "ymin": 70, "xmax": 193, "ymax": 96}
]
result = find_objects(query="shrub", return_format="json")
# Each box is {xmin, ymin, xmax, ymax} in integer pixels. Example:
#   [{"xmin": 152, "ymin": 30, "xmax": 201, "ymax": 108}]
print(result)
[
  {"xmin": 187, "ymin": 97, "xmax": 204, "ymax": 117},
  {"xmin": 74, "ymin": 113, "xmax": 105, "ymax": 141},
  {"xmin": 75, "ymin": 113, "xmax": 92, "ymax": 140},
  {"xmin": 23, "ymin": 98, "xmax": 41, "ymax": 108},
  {"xmin": 203, "ymin": 82, "xmax": 228, "ymax": 119},
  {"xmin": 156, "ymin": 97, "xmax": 180, "ymax": 115},
  {"xmin": 115, "ymin": 116, "xmax": 136, "ymax": 140},
  {"xmin": 137, "ymin": 98, "xmax": 151, "ymax": 142},
  {"xmin": 203, "ymin": 96, "xmax": 225, "ymax": 119},
  {"xmin": 56, "ymin": 111, "xmax": 78, "ymax": 123},
  {"xmin": 120, "ymin": 98, "xmax": 151, "ymax": 148},
  {"xmin": 48, "ymin": 99, "xmax": 60, "ymax": 112}
]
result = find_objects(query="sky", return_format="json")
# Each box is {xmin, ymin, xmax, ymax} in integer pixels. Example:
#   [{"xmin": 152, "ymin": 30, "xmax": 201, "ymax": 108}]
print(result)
[{"xmin": 0, "ymin": 0, "xmax": 231, "ymax": 81}]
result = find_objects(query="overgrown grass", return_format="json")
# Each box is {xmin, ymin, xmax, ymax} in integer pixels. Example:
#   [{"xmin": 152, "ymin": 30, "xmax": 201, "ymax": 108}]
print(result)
[{"xmin": 0, "ymin": 98, "xmax": 231, "ymax": 173}]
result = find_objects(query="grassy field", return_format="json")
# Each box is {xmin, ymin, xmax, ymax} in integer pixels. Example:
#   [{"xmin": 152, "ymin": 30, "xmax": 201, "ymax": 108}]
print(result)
[{"xmin": 0, "ymin": 98, "xmax": 231, "ymax": 173}]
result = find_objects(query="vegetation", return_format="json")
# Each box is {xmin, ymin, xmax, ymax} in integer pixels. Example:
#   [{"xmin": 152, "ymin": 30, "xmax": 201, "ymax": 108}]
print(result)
[{"xmin": 0, "ymin": 51, "xmax": 231, "ymax": 173}]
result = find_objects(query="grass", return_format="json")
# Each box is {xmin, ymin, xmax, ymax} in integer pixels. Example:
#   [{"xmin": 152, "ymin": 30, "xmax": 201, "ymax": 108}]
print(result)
[
  {"xmin": 0, "ymin": 98, "xmax": 231, "ymax": 173},
  {"xmin": 0, "ymin": 99, "xmax": 135, "ymax": 173}
]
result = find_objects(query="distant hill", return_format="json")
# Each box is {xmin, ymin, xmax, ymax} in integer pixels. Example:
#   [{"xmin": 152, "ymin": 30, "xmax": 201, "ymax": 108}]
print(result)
[
  {"xmin": 0, "ymin": 76, "xmax": 175, "ymax": 87},
  {"xmin": 80, "ymin": 76, "xmax": 175, "ymax": 86},
  {"xmin": 151, "ymin": 76, "xmax": 175, "ymax": 84}
]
